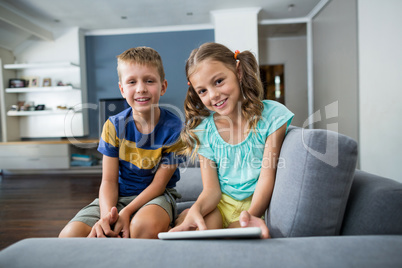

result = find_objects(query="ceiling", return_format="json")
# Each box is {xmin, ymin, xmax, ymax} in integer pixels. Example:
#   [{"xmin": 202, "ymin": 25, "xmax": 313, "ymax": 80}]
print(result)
[{"xmin": 0, "ymin": 0, "xmax": 321, "ymax": 52}]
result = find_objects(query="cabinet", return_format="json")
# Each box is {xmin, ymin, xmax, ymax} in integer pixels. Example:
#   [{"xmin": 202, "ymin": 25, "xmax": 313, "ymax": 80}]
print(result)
[
  {"xmin": 0, "ymin": 139, "xmax": 101, "ymax": 172},
  {"xmin": 0, "ymin": 60, "xmax": 88, "ymax": 141}
]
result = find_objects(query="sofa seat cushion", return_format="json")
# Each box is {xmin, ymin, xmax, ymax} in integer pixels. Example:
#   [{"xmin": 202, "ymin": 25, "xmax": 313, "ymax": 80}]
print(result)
[
  {"xmin": 1, "ymin": 236, "xmax": 401, "ymax": 268},
  {"xmin": 267, "ymin": 127, "xmax": 358, "ymax": 237}
]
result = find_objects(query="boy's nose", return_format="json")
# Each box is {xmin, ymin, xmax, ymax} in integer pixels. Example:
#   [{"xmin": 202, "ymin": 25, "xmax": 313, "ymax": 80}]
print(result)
[{"xmin": 136, "ymin": 82, "xmax": 147, "ymax": 93}]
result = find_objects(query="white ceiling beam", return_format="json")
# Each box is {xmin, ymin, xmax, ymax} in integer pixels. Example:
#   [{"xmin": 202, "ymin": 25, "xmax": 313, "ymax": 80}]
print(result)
[{"xmin": 0, "ymin": 5, "xmax": 53, "ymax": 41}]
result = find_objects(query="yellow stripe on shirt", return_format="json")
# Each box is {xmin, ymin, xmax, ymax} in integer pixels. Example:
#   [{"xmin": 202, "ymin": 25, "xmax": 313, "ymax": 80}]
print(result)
[
  {"xmin": 119, "ymin": 139, "xmax": 162, "ymax": 170},
  {"xmin": 101, "ymin": 120, "xmax": 119, "ymax": 147}
]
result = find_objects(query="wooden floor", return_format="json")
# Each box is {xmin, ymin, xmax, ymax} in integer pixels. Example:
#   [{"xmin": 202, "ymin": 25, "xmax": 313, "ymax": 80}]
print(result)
[{"xmin": 0, "ymin": 172, "xmax": 101, "ymax": 250}]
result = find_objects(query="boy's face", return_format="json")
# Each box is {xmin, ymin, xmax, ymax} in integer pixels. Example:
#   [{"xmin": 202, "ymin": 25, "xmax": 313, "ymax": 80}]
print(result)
[{"xmin": 118, "ymin": 62, "xmax": 167, "ymax": 117}]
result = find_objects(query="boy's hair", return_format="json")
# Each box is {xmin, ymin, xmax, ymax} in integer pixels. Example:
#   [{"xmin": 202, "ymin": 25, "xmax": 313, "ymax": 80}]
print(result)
[
  {"xmin": 181, "ymin": 42, "xmax": 264, "ymax": 157},
  {"xmin": 117, "ymin": 47, "xmax": 165, "ymax": 82}
]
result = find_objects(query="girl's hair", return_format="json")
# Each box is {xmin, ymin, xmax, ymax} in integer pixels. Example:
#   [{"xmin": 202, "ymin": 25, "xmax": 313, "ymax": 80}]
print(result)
[
  {"xmin": 116, "ymin": 46, "xmax": 165, "ymax": 82},
  {"xmin": 181, "ymin": 42, "xmax": 264, "ymax": 157}
]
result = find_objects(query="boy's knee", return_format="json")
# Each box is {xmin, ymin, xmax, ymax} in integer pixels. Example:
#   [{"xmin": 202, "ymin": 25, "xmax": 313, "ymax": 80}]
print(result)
[
  {"xmin": 59, "ymin": 222, "xmax": 91, "ymax": 238},
  {"xmin": 129, "ymin": 218, "xmax": 166, "ymax": 239}
]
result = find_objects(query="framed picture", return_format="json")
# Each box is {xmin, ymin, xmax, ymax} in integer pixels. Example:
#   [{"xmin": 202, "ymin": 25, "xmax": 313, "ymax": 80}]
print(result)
[
  {"xmin": 21, "ymin": 76, "xmax": 31, "ymax": 87},
  {"xmin": 29, "ymin": 77, "xmax": 39, "ymax": 87},
  {"xmin": 8, "ymin": 78, "xmax": 26, "ymax": 88},
  {"xmin": 43, "ymin": 78, "xmax": 51, "ymax": 87}
]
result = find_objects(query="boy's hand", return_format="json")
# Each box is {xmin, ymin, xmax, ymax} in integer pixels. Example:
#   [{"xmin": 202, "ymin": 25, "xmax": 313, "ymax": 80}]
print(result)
[
  {"xmin": 87, "ymin": 207, "xmax": 120, "ymax": 238},
  {"xmin": 169, "ymin": 208, "xmax": 207, "ymax": 232},
  {"xmin": 112, "ymin": 210, "xmax": 130, "ymax": 238},
  {"xmin": 239, "ymin": 210, "xmax": 270, "ymax": 239}
]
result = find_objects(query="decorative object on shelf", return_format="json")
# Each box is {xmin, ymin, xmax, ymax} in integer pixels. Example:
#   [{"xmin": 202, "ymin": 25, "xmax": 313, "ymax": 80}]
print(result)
[
  {"xmin": 17, "ymin": 101, "xmax": 25, "ymax": 111},
  {"xmin": 35, "ymin": 104, "xmax": 45, "ymax": 111},
  {"xmin": 27, "ymin": 101, "xmax": 35, "ymax": 111},
  {"xmin": 29, "ymin": 77, "xmax": 39, "ymax": 87},
  {"xmin": 43, "ymin": 78, "xmax": 51, "ymax": 87},
  {"xmin": 70, "ymin": 153, "xmax": 98, "ymax": 167},
  {"xmin": 57, "ymin": 81, "xmax": 64, "ymax": 86},
  {"xmin": 8, "ymin": 79, "xmax": 26, "ymax": 88},
  {"xmin": 21, "ymin": 76, "xmax": 31, "ymax": 87}
]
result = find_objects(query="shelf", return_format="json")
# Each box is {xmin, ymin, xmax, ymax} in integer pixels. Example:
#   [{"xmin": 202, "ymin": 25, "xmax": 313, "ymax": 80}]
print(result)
[
  {"xmin": 4, "ymin": 62, "xmax": 79, "ymax": 70},
  {"xmin": 7, "ymin": 109, "xmax": 81, "ymax": 116},
  {"xmin": 6, "ymin": 86, "xmax": 79, "ymax": 93}
]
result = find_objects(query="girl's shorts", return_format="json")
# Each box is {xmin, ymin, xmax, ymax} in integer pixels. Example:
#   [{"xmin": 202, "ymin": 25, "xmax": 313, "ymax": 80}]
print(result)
[
  {"xmin": 217, "ymin": 193, "xmax": 253, "ymax": 228},
  {"xmin": 69, "ymin": 188, "xmax": 181, "ymax": 227}
]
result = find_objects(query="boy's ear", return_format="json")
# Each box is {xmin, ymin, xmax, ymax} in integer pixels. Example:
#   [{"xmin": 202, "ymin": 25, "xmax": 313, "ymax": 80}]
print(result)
[
  {"xmin": 160, "ymin": 80, "xmax": 168, "ymax": 96},
  {"xmin": 118, "ymin": 82, "xmax": 126, "ymax": 98},
  {"xmin": 236, "ymin": 61, "xmax": 243, "ymax": 82}
]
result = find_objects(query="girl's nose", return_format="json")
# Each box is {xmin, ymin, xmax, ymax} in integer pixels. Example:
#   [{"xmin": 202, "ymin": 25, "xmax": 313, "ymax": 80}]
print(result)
[{"xmin": 209, "ymin": 88, "xmax": 220, "ymax": 100}]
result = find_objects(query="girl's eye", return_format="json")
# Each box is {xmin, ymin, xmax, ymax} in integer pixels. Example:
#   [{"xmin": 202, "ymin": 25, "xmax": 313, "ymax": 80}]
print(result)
[
  {"xmin": 197, "ymin": 89, "xmax": 206, "ymax": 95},
  {"xmin": 215, "ymin": 79, "xmax": 223, "ymax": 85}
]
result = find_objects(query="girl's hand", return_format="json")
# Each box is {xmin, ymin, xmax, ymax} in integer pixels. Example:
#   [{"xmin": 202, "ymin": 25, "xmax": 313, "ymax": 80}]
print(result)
[
  {"xmin": 87, "ymin": 207, "xmax": 120, "ymax": 238},
  {"xmin": 113, "ymin": 209, "xmax": 131, "ymax": 238},
  {"xmin": 169, "ymin": 208, "xmax": 207, "ymax": 232},
  {"xmin": 239, "ymin": 210, "xmax": 270, "ymax": 239}
]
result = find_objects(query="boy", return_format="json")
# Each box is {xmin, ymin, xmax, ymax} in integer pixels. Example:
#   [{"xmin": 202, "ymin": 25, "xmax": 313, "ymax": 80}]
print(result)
[{"xmin": 59, "ymin": 47, "xmax": 184, "ymax": 239}]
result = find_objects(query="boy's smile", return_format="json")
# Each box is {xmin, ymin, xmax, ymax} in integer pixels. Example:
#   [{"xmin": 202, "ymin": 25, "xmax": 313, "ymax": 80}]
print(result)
[{"xmin": 119, "ymin": 62, "xmax": 167, "ymax": 118}]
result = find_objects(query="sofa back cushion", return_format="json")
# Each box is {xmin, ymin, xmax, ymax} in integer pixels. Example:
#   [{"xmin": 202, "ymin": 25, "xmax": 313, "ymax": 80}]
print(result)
[
  {"xmin": 341, "ymin": 170, "xmax": 402, "ymax": 235},
  {"xmin": 267, "ymin": 127, "xmax": 358, "ymax": 237},
  {"xmin": 175, "ymin": 167, "xmax": 203, "ymax": 202}
]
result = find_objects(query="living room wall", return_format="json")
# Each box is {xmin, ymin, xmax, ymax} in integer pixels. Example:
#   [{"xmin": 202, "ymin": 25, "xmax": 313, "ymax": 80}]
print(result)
[
  {"xmin": 312, "ymin": 0, "xmax": 359, "ymax": 142},
  {"xmin": 85, "ymin": 29, "xmax": 214, "ymax": 137},
  {"xmin": 358, "ymin": 0, "xmax": 402, "ymax": 182},
  {"xmin": 259, "ymin": 36, "xmax": 308, "ymax": 128}
]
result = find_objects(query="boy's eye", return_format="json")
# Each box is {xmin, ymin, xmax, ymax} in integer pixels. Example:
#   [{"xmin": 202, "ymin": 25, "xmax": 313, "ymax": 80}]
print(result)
[{"xmin": 128, "ymin": 80, "xmax": 136, "ymax": 84}]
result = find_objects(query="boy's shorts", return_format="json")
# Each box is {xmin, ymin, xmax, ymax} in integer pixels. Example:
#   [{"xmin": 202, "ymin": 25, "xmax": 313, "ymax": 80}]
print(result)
[
  {"xmin": 70, "ymin": 188, "xmax": 181, "ymax": 227},
  {"xmin": 217, "ymin": 193, "xmax": 253, "ymax": 228}
]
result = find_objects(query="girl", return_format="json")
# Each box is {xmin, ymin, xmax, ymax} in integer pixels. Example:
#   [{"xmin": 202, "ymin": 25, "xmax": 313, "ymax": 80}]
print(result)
[{"xmin": 171, "ymin": 42, "xmax": 294, "ymax": 238}]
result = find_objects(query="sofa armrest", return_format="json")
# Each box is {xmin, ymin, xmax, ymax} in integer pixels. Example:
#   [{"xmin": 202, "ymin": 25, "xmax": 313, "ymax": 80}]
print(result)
[{"xmin": 341, "ymin": 169, "xmax": 402, "ymax": 235}]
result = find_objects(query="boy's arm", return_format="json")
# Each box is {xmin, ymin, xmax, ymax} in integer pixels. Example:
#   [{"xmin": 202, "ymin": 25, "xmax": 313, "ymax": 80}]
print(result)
[
  {"xmin": 118, "ymin": 163, "xmax": 178, "ymax": 219},
  {"xmin": 87, "ymin": 155, "xmax": 120, "ymax": 238},
  {"xmin": 98, "ymin": 155, "xmax": 119, "ymax": 218}
]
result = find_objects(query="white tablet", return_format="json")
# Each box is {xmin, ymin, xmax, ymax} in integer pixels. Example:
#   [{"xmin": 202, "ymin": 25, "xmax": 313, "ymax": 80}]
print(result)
[{"xmin": 158, "ymin": 227, "xmax": 262, "ymax": 240}]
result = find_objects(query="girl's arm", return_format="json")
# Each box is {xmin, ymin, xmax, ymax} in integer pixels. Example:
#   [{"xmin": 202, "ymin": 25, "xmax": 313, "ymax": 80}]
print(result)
[
  {"xmin": 248, "ymin": 123, "xmax": 287, "ymax": 218},
  {"xmin": 237, "ymin": 123, "xmax": 287, "ymax": 239},
  {"xmin": 171, "ymin": 155, "xmax": 221, "ymax": 231}
]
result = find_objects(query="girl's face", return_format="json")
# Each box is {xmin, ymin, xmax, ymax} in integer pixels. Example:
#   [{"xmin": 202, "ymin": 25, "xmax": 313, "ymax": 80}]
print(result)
[
  {"xmin": 118, "ymin": 62, "xmax": 167, "ymax": 117},
  {"xmin": 189, "ymin": 60, "xmax": 242, "ymax": 117}
]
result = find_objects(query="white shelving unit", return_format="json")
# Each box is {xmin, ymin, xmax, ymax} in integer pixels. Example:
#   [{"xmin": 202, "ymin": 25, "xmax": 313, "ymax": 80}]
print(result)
[
  {"xmin": 4, "ymin": 62, "xmax": 79, "ymax": 69},
  {"xmin": 5, "ymin": 85, "xmax": 79, "ymax": 93},
  {"xmin": 0, "ymin": 60, "xmax": 88, "ymax": 141}
]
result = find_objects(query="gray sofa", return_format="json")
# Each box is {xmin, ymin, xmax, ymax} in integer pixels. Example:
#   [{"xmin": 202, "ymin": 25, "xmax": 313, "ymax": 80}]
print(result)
[{"xmin": 1, "ymin": 127, "xmax": 402, "ymax": 268}]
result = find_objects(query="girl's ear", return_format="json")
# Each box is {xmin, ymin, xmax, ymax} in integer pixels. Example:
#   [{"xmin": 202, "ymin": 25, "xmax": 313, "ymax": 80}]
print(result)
[
  {"xmin": 236, "ymin": 61, "xmax": 243, "ymax": 82},
  {"xmin": 119, "ymin": 82, "xmax": 126, "ymax": 98}
]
